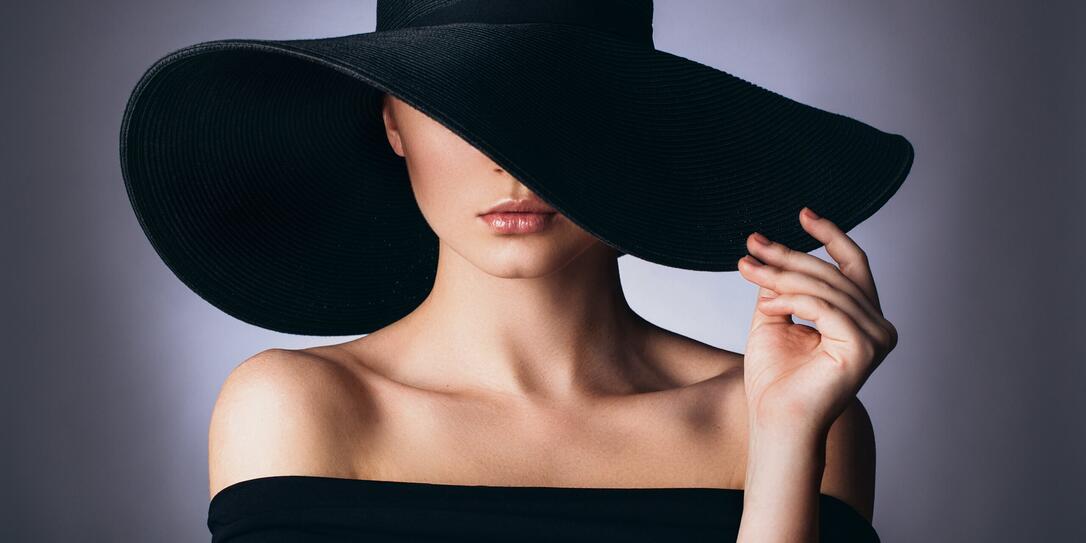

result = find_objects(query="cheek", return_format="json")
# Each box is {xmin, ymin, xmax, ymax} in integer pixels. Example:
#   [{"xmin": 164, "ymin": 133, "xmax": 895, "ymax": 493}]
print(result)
[
  {"xmin": 405, "ymin": 161, "xmax": 478, "ymax": 239},
  {"xmin": 401, "ymin": 132, "xmax": 478, "ymax": 223},
  {"xmin": 411, "ymin": 174, "xmax": 459, "ymax": 214}
]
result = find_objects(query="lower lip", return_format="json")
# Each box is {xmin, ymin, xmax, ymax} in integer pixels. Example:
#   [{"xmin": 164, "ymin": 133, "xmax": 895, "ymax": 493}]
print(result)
[{"xmin": 478, "ymin": 212, "xmax": 557, "ymax": 234}]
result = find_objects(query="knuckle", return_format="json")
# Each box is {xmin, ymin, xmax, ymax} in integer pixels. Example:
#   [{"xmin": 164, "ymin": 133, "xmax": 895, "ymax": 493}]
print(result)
[
  {"xmin": 871, "ymin": 327, "xmax": 891, "ymax": 348},
  {"xmin": 858, "ymin": 336, "xmax": 878, "ymax": 361},
  {"xmin": 812, "ymin": 276, "xmax": 834, "ymax": 296},
  {"xmin": 841, "ymin": 250, "xmax": 871, "ymax": 275},
  {"xmin": 816, "ymin": 258, "xmax": 840, "ymax": 277},
  {"xmin": 873, "ymin": 316, "xmax": 896, "ymax": 344},
  {"xmin": 885, "ymin": 320, "xmax": 899, "ymax": 348}
]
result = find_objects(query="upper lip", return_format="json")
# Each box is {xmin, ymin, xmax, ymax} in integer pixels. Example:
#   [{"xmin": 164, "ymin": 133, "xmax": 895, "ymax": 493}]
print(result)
[{"xmin": 479, "ymin": 197, "xmax": 557, "ymax": 215}]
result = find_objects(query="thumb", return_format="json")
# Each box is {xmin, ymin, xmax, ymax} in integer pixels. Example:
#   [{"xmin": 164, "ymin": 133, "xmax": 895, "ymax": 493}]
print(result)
[{"xmin": 750, "ymin": 282, "xmax": 794, "ymax": 332}]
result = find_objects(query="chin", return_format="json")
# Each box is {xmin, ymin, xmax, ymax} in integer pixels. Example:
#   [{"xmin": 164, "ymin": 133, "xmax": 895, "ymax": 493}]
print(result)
[
  {"xmin": 468, "ymin": 241, "xmax": 589, "ymax": 278},
  {"xmin": 477, "ymin": 248, "xmax": 568, "ymax": 278}
]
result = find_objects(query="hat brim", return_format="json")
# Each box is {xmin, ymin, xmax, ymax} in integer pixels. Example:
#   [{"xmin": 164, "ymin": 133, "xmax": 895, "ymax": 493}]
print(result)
[{"xmin": 120, "ymin": 22, "xmax": 914, "ymax": 335}]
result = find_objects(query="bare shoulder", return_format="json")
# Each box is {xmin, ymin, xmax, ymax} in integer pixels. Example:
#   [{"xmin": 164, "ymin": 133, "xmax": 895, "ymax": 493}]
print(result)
[
  {"xmin": 207, "ymin": 347, "xmax": 371, "ymax": 500},
  {"xmin": 821, "ymin": 396, "xmax": 877, "ymax": 522},
  {"xmin": 641, "ymin": 322, "xmax": 745, "ymax": 386}
]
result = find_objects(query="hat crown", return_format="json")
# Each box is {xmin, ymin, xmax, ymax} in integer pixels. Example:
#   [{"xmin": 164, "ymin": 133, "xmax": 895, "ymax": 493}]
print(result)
[{"xmin": 376, "ymin": 0, "xmax": 655, "ymax": 47}]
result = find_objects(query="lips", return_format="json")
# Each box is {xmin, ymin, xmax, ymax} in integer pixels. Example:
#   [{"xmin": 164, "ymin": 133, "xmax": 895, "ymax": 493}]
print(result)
[
  {"xmin": 478, "ymin": 211, "xmax": 556, "ymax": 234},
  {"xmin": 478, "ymin": 197, "xmax": 558, "ymax": 234},
  {"xmin": 479, "ymin": 197, "xmax": 557, "ymax": 215}
]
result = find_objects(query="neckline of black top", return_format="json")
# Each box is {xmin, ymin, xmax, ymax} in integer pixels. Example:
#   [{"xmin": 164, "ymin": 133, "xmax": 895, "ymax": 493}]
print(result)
[
  {"xmin": 208, "ymin": 475, "xmax": 880, "ymax": 542},
  {"xmin": 209, "ymin": 474, "xmax": 868, "ymax": 519},
  {"xmin": 212, "ymin": 474, "xmax": 753, "ymax": 503}
]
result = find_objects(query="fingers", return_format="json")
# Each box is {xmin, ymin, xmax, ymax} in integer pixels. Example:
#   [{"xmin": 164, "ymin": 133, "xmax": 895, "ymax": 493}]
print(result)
[
  {"xmin": 739, "ymin": 255, "xmax": 792, "ymax": 332},
  {"xmin": 738, "ymin": 254, "xmax": 889, "ymax": 343},
  {"xmin": 797, "ymin": 207, "xmax": 882, "ymax": 312},
  {"xmin": 743, "ymin": 230, "xmax": 888, "ymax": 334},
  {"xmin": 756, "ymin": 293, "xmax": 886, "ymax": 371},
  {"xmin": 737, "ymin": 207, "xmax": 898, "ymax": 356}
]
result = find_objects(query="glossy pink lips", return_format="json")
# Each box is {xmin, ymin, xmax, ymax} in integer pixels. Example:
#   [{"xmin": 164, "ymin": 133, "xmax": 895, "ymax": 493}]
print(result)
[
  {"xmin": 479, "ymin": 211, "xmax": 557, "ymax": 234},
  {"xmin": 478, "ymin": 197, "xmax": 558, "ymax": 234}
]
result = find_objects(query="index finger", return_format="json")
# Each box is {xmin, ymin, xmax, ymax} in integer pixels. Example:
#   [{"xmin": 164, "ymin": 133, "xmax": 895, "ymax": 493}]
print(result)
[{"xmin": 799, "ymin": 207, "xmax": 882, "ymax": 313}]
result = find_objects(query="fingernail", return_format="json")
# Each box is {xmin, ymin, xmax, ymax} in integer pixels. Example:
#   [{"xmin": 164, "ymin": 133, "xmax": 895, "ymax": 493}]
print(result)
[
  {"xmin": 803, "ymin": 207, "xmax": 820, "ymax": 220},
  {"xmin": 743, "ymin": 256, "xmax": 763, "ymax": 267},
  {"xmin": 751, "ymin": 232, "xmax": 771, "ymax": 246}
]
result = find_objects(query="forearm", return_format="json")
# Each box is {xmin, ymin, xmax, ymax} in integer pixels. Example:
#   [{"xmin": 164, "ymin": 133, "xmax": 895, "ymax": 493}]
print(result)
[{"xmin": 736, "ymin": 421, "xmax": 827, "ymax": 543}]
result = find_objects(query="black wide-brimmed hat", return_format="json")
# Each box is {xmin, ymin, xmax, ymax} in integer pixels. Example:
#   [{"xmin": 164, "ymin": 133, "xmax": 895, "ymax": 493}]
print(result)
[{"xmin": 120, "ymin": 0, "xmax": 915, "ymax": 336}]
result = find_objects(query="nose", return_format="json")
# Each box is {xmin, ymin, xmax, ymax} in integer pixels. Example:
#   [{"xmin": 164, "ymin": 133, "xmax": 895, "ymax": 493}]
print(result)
[{"xmin": 488, "ymin": 161, "xmax": 539, "ymax": 196}]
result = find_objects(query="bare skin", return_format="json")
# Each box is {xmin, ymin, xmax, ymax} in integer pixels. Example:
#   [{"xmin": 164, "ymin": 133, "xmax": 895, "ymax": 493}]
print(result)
[{"xmin": 208, "ymin": 94, "xmax": 879, "ymax": 536}]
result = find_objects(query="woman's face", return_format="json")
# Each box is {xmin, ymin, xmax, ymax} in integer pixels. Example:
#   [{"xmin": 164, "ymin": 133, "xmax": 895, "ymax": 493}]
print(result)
[{"xmin": 380, "ymin": 94, "xmax": 614, "ymax": 277}]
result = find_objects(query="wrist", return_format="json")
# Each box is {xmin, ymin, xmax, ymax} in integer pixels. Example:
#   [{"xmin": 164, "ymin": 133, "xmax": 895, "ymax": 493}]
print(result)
[
  {"xmin": 748, "ymin": 413, "xmax": 829, "ymax": 445},
  {"xmin": 739, "ymin": 417, "xmax": 827, "ymax": 542},
  {"xmin": 746, "ymin": 423, "xmax": 826, "ymax": 463}
]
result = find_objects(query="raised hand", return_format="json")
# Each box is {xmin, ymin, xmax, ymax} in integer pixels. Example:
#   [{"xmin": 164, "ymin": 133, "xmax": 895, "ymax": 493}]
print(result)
[{"xmin": 737, "ymin": 207, "xmax": 898, "ymax": 437}]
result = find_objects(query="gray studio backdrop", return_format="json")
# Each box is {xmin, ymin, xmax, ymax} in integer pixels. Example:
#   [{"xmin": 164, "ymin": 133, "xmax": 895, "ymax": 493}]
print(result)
[{"xmin": 4, "ymin": 1, "xmax": 1083, "ymax": 541}]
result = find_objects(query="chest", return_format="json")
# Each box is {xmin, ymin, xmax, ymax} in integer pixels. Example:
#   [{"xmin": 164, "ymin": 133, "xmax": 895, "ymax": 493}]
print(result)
[{"xmin": 349, "ymin": 381, "xmax": 751, "ymax": 489}]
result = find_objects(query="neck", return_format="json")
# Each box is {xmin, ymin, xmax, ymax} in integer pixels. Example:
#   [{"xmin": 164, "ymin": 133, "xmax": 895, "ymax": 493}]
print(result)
[{"xmin": 390, "ymin": 241, "xmax": 653, "ymax": 405}]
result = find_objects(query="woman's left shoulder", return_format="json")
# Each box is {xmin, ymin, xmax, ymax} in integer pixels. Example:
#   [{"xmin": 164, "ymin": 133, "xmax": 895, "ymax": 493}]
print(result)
[
  {"xmin": 668, "ymin": 339, "xmax": 877, "ymax": 522},
  {"xmin": 822, "ymin": 397, "xmax": 877, "ymax": 521}
]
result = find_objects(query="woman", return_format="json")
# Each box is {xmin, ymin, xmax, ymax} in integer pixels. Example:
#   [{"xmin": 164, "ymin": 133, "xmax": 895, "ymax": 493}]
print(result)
[
  {"xmin": 121, "ymin": 1, "xmax": 911, "ymax": 541},
  {"xmin": 205, "ymin": 94, "xmax": 896, "ymax": 542}
]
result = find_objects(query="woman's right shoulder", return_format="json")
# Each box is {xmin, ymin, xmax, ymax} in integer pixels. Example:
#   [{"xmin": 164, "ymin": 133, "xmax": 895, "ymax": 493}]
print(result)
[
  {"xmin": 218, "ymin": 346, "xmax": 368, "ymax": 393},
  {"xmin": 207, "ymin": 347, "xmax": 380, "ymax": 500}
]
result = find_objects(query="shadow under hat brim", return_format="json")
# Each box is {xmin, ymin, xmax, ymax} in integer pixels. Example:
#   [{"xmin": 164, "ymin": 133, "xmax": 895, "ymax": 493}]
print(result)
[{"xmin": 120, "ymin": 22, "xmax": 914, "ymax": 336}]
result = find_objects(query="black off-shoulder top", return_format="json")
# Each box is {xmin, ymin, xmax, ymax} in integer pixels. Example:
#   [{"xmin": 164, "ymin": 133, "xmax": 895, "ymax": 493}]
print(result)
[{"xmin": 207, "ymin": 475, "xmax": 879, "ymax": 542}]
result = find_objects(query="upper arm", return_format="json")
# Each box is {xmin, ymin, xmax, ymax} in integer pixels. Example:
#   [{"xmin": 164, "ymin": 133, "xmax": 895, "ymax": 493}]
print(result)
[
  {"xmin": 820, "ymin": 396, "xmax": 877, "ymax": 522},
  {"xmin": 207, "ymin": 348, "xmax": 359, "ymax": 500}
]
